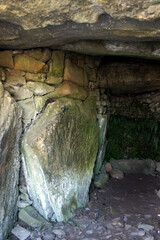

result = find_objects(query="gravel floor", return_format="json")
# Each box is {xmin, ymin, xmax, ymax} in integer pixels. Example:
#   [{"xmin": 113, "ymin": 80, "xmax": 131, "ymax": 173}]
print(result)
[{"xmin": 9, "ymin": 173, "xmax": 160, "ymax": 240}]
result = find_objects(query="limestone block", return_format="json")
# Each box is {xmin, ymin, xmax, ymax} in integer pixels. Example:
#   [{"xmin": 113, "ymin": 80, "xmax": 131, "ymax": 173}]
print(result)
[
  {"xmin": 25, "ymin": 72, "xmax": 46, "ymax": 82},
  {"xmin": 26, "ymin": 81, "xmax": 55, "ymax": 96},
  {"xmin": 34, "ymin": 95, "xmax": 47, "ymax": 113},
  {"xmin": 47, "ymin": 81, "xmax": 88, "ymax": 100},
  {"xmin": 0, "ymin": 83, "xmax": 22, "ymax": 240},
  {"xmin": 5, "ymin": 69, "xmax": 26, "ymax": 86},
  {"xmin": 94, "ymin": 114, "xmax": 110, "ymax": 175},
  {"xmin": 18, "ymin": 97, "xmax": 36, "ymax": 124},
  {"xmin": 11, "ymin": 225, "xmax": 31, "ymax": 240},
  {"xmin": 64, "ymin": 58, "xmax": 88, "ymax": 87},
  {"xmin": 46, "ymin": 51, "xmax": 64, "ymax": 85},
  {"xmin": 4, "ymin": 84, "xmax": 33, "ymax": 101},
  {"xmin": 14, "ymin": 54, "xmax": 46, "ymax": 73},
  {"xmin": 19, "ymin": 206, "xmax": 51, "ymax": 228},
  {"xmin": 0, "ymin": 51, "xmax": 14, "ymax": 69},
  {"xmin": 24, "ymin": 48, "xmax": 51, "ymax": 62},
  {"xmin": 22, "ymin": 97, "xmax": 98, "ymax": 222},
  {"xmin": 45, "ymin": 76, "xmax": 63, "ymax": 85},
  {"xmin": 0, "ymin": 67, "xmax": 5, "ymax": 82}
]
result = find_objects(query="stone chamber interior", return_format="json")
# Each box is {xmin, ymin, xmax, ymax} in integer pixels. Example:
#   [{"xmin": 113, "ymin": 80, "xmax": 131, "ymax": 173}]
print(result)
[{"xmin": 1, "ymin": 49, "xmax": 160, "ymax": 240}]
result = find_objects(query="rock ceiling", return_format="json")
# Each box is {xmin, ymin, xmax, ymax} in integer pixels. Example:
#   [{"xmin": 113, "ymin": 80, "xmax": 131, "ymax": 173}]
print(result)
[{"xmin": 0, "ymin": 0, "xmax": 160, "ymax": 58}]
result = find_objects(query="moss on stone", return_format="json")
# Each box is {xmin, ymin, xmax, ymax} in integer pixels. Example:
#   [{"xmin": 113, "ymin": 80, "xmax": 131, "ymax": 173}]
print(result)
[
  {"xmin": 22, "ymin": 97, "xmax": 98, "ymax": 222},
  {"xmin": 106, "ymin": 115, "xmax": 160, "ymax": 161}
]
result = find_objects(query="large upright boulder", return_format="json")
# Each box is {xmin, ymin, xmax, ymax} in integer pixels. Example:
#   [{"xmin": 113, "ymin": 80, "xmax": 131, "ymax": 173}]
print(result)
[
  {"xmin": 0, "ymin": 82, "xmax": 22, "ymax": 240},
  {"xmin": 22, "ymin": 97, "xmax": 98, "ymax": 222}
]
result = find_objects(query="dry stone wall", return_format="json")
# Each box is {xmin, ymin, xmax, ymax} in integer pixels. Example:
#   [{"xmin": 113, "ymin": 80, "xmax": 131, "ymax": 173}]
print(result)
[
  {"xmin": 1, "ymin": 48, "xmax": 160, "ymax": 236},
  {"xmin": 0, "ymin": 49, "xmax": 101, "ymax": 227},
  {"xmin": 0, "ymin": 49, "xmax": 103, "ymax": 125}
]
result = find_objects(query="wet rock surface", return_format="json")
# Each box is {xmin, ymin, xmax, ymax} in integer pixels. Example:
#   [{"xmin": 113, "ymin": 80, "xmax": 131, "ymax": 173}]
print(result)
[{"xmin": 9, "ymin": 174, "xmax": 160, "ymax": 240}]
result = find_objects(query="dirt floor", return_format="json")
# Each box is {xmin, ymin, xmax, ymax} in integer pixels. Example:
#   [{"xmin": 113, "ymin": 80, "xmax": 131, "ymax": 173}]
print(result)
[{"xmin": 10, "ymin": 173, "xmax": 160, "ymax": 240}]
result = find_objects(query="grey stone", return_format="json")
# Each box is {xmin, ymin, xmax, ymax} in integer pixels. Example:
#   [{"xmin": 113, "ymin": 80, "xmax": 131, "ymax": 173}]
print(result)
[
  {"xmin": 112, "ymin": 217, "xmax": 124, "ymax": 228},
  {"xmin": 138, "ymin": 223, "xmax": 154, "ymax": 232},
  {"xmin": 110, "ymin": 169, "xmax": 124, "ymax": 179},
  {"xmin": 26, "ymin": 81, "xmax": 55, "ymax": 96},
  {"xmin": 98, "ymin": 61, "xmax": 160, "ymax": 94},
  {"xmin": 94, "ymin": 114, "xmax": 110, "ymax": 175},
  {"xmin": 0, "ymin": 1, "xmax": 160, "ymax": 58},
  {"xmin": 22, "ymin": 97, "xmax": 98, "ymax": 222},
  {"xmin": 42, "ymin": 230, "xmax": 55, "ymax": 240},
  {"xmin": 19, "ymin": 206, "xmax": 52, "ymax": 228},
  {"xmin": 19, "ymin": 186, "xmax": 28, "ymax": 194},
  {"xmin": 156, "ymin": 162, "xmax": 160, "ymax": 172},
  {"xmin": 0, "ymin": 83, "xmax": 22, "ymax": 240},
  {"xmin": 94, "ymin": 173, "xmax": 109, "ymax": 188},
  {"xmin": 18, "ymin": 97, "xmax": 36, "ymax": 124},
  {"xmin": 105, "ymin": 235, "xmax": 112, "ymax": 239},
  {"xmin": 60, "ymin": 41, "xmax": 160, "ymax": 60},
  {"xmin": 19, "ymin": 192, "xmax": 30, "ymax": 201},
  {"xmin": 17, "ymin": 200, "xmax": 32, "ymax": 208},
  {"xmin": 110, "ymin": 159, "xmax": 156, "ymax": 175},
  {"xmin": 11, "ymin": 225, "xmax": 31, "ymax": 240},
  {"xmin": 52, "ymin": 229, "xmax": 65, "ymax": 237},
  {"xmin": 131, "ymin": 230, "xmax": 145, "ymax": 237},
  {"xmin": 73, "ymin": 218, "xmax": 93, "ymax": 229},
  {"xmin": 125, "ymin": 224, "xmax": 132, "ymax": 230},
  {"xmin": 86, "ymin": 230, "xmax": 93, "ymax": 235},
  {"xmin": 82, "ymin": 238, "xmax": 97, "ymax": 240},
  {"xmin": 4, "ymin": 84, "xmax": 33, "ymax": 100},
  {"xmin": 143, "ymin": 235, "xmax": 154, "ymax": 240}
]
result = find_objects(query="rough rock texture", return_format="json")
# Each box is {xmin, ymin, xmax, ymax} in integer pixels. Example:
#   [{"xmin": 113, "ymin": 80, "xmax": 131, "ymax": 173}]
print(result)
[
  {"xmin": 94, "ymin": 114, "xmax": 110, "ymax": 175},
  {"xmin": 110, "ymin": 159, "xmax": 156, "ymax": 175},
  {"xmin": 14, "ymin": 54, "xmax": 46, "ymax": 73},
  {"xmin": 59, "ymin": 41, "xmax": 160, "ymax": 60},
  {"xmin": 0, "ymin": 1, "xmax": 160, "ymax": 59},
  {"xmin": 22, "ymin": 97, "xmax": 98, "ymax": 222},
  {"xmin": 46, "ymin": 51, "xmax": 64, "ymax": 85},
  {"xmin": 98, "ymin": 60, "xmax": 160, "ymax": 94},
  {"xmin": 0, "ymin": 82, "xmax": 22, "ymax": 240}
]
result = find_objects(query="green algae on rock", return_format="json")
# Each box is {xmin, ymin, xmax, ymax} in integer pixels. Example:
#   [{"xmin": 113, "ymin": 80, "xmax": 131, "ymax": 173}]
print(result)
[{"xmin": 22, "ymin": 97, "xmax": 98, "ymax": 222}]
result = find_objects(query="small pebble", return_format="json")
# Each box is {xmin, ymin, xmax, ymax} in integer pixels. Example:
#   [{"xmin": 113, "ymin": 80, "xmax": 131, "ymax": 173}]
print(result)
[
  {"xmin": 86, "ymin": 229, "xmax": 93, "ymax": 235},
  {"xmin": 52, "ymin": 229, "xmax": 65, "ymax": 237},
  {"xmin": 85, "ymin": 208, "xmax": 90, "ymax": 211},
  {"xmin": 143, "ymin": 235, "xmax": 154, "ymax": 240},
  {"xmin": 138, "ymin": 223, "xmax": 154, "ymax": 232},
  {"xmin": 11, "ymin": 225, "xmax": 31, "ymax": 240},
  {"xmin": 105, "ymin": 235, "xmax": 112, "ymax": 239},
  {"xmin": 42, "ymin": 230, "xmax": 55, "ymax": 240},
  {"xmin": 131, "ymin": 230, "xmax": 145, "ymax": 236},
  {"xmin": 125, "ymin": 224, "xmax": 132, "ymax": 230},
  {"xmin": 112, "ymin": 217, "xmax": 124, "ymax": 228}
]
